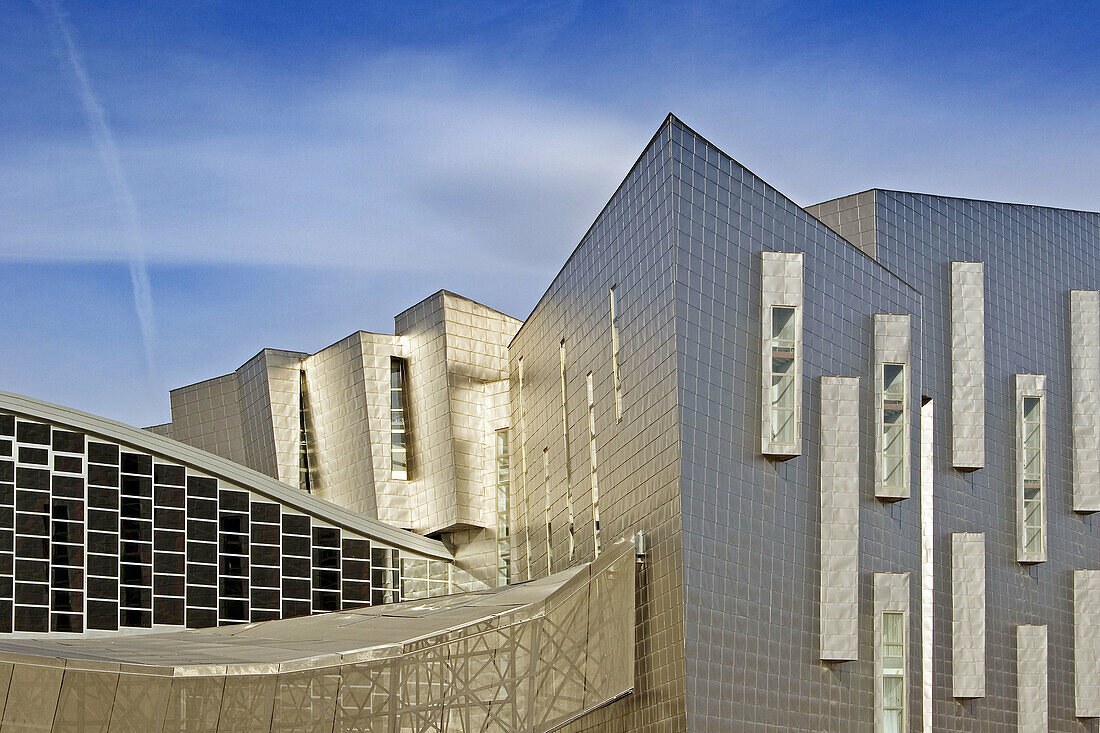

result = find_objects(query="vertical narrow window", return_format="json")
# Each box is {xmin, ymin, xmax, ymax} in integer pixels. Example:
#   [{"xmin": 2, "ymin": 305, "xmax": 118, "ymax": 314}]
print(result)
[
  {"xmin": 560, "ymin": 339, "xmax": 574, "ymax": 561},
  {"xmin": 770, "ymin": 305, "xmax": 798, "ymax": 445},
  {"xmin": 875, "ymin": 573, "xmax": 909, "ymax": 733},
  {"xmin": 761, "ymin": 251, "xmax": 803, "ymax": 458},
  {"xmin": 298, "ymin": 370, "xmax": 312, "ymax": 493},
  {"xmin": 1016, "ymin": 376, "xmax": 1046, "ymax": 562},
  {"xmin": 586, "ymin": 373, "xmax": 601, "ymax": 557},
  {"xmin": 882, "ymin": 363, "xmax": 907, "ymax": 492},
  {"xmin": 874, "ymin": 314, "xmax": 911, "ymax": 499},
  {"xmin": 543, "ymin": 448, "xmax": 552, "ymax": 574},
  {"xmin": 518, "ymin": 358, "xmax": 530, "ymax": 580},
  {"xmin": 610, "ymin": 288, "xmax": 623, "ymax": 422},
  {"xmin": 1017, "ymin": 374, "xmax": 1047, "ymax": 563},
  {"xmin": 390, "ymin": 357, "xmax": 409, "ymax": 481},
  {"xmin": 882, "ymin": 611, "xmax": 907, "ymax": 733},
  {"xmin": 494, "ymin": 428, "xmax": 510, "ymax": 586},
  {"xmin": 1022, "ymin": 397, "xmax": 1043, "ymax": 554}
]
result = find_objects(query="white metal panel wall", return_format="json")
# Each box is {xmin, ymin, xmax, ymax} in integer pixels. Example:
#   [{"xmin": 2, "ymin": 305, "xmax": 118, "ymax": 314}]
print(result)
[
  {"xmin": 1018, "ymin": 624, "xmax": 1048, "ymax": 731},
  {"xmin": 951, "ymin": 262, "xmax": 985, "ymax": 470},
  {"xmin": 951, "ymin": 532, "xmax": 985, "ymax": 698},
  {"xmin": 1076, "ymin": 570, "xmax": 1100, "ymax": 718},
  {"xmin": 1071, "ymin": 290, "xmax": 1100, "ymax": 512},
  {"xmin": 819, "ymin": 376, "xmax": 859, "ymax": 661}
]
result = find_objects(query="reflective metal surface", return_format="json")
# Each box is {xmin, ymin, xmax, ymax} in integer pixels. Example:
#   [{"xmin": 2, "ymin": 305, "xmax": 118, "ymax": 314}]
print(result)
[{"xmin": 0, "ymin": 538, "xmax": 634, "ymax": 732}]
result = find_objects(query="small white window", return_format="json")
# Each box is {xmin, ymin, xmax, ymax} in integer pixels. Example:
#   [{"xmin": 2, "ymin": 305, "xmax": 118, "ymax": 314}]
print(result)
[
  {"xmin": 882, "ymin": 363, "xmax": 907, "ymax": 491},
  {"xmin": 881, "ymin": 611, "xmax": 906, "ymax": 733},
  {"xmin": 769, "ymin": 306, "xmax": 798, "ymax": 444}
]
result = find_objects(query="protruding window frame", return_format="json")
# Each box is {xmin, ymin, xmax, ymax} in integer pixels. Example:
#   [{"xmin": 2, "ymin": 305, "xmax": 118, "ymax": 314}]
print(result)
[
  {"xmin": 1016, "ymin": 375, "xmax": 1047, "ymax": 563},
  {"xmin": 760, "ymin": 251, "xmax": 803, "ymax": 458},
  {"xmin": 874, "ymin": 572, "xmax": 910, "ymax": 733},
  {"xmin": 881, "ymin": 362, "xmax": 908, "ymax": 493},
  {"xmin": 874, "ymin": 314, "xmax": 911, "ymax": 500}
]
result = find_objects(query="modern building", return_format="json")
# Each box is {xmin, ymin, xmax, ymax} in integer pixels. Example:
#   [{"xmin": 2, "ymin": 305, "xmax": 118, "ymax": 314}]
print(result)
[{"xmin": 1, "ymin": 113, "xmax": 1099, "ymax": 731}]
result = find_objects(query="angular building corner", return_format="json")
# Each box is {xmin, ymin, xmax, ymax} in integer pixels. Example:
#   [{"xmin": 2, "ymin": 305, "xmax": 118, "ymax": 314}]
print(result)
[{"xmin": 3, "ymin": 113, "xmax": 1100, "ymax": 730}]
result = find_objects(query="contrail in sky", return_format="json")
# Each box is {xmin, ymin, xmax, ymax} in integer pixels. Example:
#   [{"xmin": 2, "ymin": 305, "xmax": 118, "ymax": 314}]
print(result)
[{"xmin": 34, "ymin": 0, "xmax": 158, "ymax": 379}]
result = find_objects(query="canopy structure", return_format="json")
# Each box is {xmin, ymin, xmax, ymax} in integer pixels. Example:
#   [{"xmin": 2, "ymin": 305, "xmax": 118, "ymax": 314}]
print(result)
[{"xmin": 0, "ymin": 538, "xmax": 636, "ymax": 733}]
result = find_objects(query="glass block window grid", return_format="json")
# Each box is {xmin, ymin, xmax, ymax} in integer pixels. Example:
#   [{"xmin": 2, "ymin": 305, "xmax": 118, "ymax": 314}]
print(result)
[{"xmin": 0, "ymin": 412, "xmax": 454, "ymax": 633}]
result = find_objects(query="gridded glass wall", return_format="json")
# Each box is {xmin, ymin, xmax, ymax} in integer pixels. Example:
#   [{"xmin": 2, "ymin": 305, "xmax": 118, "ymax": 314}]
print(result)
[{"xmin": 0, "ymin": 411, "xmax": 450, "ymax": 633}]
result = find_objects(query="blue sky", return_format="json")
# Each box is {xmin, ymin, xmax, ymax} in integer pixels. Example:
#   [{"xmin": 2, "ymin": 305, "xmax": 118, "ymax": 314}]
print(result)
[{"xmin": 2, "ymin": 1, "xmax": 1098, "ymax": 426}]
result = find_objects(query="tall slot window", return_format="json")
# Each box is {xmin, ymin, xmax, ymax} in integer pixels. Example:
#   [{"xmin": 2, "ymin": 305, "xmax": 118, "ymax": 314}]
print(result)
[
  {"xmin": 586, "ymin": 373, "xmax": 601, "ymax": 557},
  {"xmin": 390, "ymin": 357, "xmax": 409, "ymax": 481},
  {"xmin": 543, "ymin": 448, "xmax": 552, "ymax": 573},
  {"xmin": 769, "ymin": 305, "xmax": 798, "ymax": 445},
  {"xmin": 610, "ymin": 288, "xmax": 623, "ymax": 422},
  {"xmin": 560, "ymin": 340, "xmax": 574, "ymax": 561},
  {"xmin": 882, "ymin": 363, "xmax": 907, "ymax": 491},
  {"xmin": 494, "ymin": 429, "xmax": 510, "ymax": 586},
  {"xmin": 882, "ymin": 611, "xmax": 906, "ymax": 733},
  {"xmin": 1016, "ymin": 375, "xmax": 1046, "ymax": 562},
  {"xmin": 761, "ymin": 251, "xmax": 803, "ymax": 457},
  {"xmin": 1022, "ymin": 397, "xmax": 1043, "ymax": 555},
  {"xmin": 518, "ymin": 358, "xmax": 530, "ymax": 581},
  {"xmin": 874, "ymin": 315, "xmax": 911, "ymax": 498},
  {"xmin": 298, "ymin": 370, "xmax": 312, "ymax": 493}
]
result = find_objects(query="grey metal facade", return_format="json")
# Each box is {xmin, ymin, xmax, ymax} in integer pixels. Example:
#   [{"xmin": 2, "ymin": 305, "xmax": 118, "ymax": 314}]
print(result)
[
  {"xmin": 862, "ymin": 190, "xmax": 1100, "ymax": 731},
  {"xmin": 512, "ymin": 115, "xmax": 1100, "ymax": 729}
]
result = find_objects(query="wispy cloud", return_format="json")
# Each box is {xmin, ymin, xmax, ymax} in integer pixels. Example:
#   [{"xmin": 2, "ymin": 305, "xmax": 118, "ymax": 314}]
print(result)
[
  {"xmin": 0, "ymin": 51, "xmax": 645, "ymax": 275},
  {"xmin": 32, "ymin": 0, "xmax": 158, "ymax": 378},
  {"xmin": 4, "ymin": 11, "xmax": 1099, "ymax": 282}
]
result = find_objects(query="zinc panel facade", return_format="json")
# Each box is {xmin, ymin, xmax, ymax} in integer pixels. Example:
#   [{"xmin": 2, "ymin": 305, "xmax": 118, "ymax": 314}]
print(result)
[
  {"xmin": 669, "ymin": 120, "xmax": 923, "ymax": 731},
  {"xmin": 509, "ymin": 121, "xmax": 685, "ymax": 732},
  {"xmin": 871, "ymin": 190, "xmax": 1100, "ymax": 730}
]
